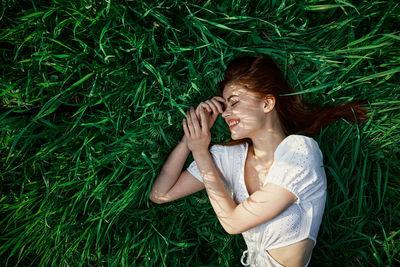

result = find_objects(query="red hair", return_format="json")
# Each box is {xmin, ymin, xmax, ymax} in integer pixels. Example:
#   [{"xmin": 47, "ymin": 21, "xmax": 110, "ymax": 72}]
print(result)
[{"xmin": 215, "ymin": 55, "xmax": 369, "ymax": 146}]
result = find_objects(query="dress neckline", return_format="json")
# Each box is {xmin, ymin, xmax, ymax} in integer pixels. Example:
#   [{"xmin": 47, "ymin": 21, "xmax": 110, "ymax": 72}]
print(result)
[{"xmin": 241, "ymin": 135, "xmax": 294, "ymax": 197}]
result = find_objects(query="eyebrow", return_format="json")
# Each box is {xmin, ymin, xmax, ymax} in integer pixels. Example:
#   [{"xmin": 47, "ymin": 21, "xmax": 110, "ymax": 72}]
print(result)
[
  {"xmin": 227, "ymin": 95, "xmax": 238, "ymax": 102},
  {"xmin": 223, "ymin": 95, "xmax": 239, "ymax": 108}
]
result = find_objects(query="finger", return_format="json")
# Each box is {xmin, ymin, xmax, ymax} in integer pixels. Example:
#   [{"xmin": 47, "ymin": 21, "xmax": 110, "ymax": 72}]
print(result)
[
  {"xmin": 189, "ymin": 107, "xmax": 201, "ymax": 135},
  {"xmin": 196, "ymin": 103, "xmax": 211, "ymax": 117},
  {"xmin": 205, "ymin": 100, "xmax": 219, "ymax": 115},
  {"xmin": 209, "ymin": 98, "xmax": 224, "ymax": 113},
  {"xmin": 183, "ymin": 118, "xmax": 189, "ymax": 137},
  {"xmin": 200, "ymin": 108, "xmax": 209, "ymax": 134},
  {"xmin": 200, "ymin": 102, "xmax": 212, "ymax": 112},
  {"xmin": 214, "ymin": 96, "xmax": 227, "ymax": 111},
  {"xmin": 187, "ymin": 107, "xmax": 200, "ymax": 136},
  {"xmin": 194, "ymin": 107, "xmax": 206, "ymax": 129},
  {"xmin": 213, "ymin": 96, "xmax": 226, "ymax": 103},
  {"xmin": 212, "ymin": 98, "xmax": 225, "ymax": 113},
  {"xmin": 211, "ymin": 110, "xmax": 219, "ymax": 119},
  {"xmin": 195, "ymin": 106, "xmax": 200, "ymax": 118},
  {"xmin": 186, "ymin": 110, "xmax": 194, "ymax": 136}
]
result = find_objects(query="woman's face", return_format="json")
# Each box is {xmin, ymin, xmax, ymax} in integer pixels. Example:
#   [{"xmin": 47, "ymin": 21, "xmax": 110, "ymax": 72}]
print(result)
[{"xmin": 221, "ymin": 83, "xmax": 270, "ymax": 140}]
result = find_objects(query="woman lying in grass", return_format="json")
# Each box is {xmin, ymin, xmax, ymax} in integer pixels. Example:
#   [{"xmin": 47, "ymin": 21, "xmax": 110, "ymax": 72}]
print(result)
[{"xmin": 149, "ymin": 56, "xmax": 368, "ymax": 266}]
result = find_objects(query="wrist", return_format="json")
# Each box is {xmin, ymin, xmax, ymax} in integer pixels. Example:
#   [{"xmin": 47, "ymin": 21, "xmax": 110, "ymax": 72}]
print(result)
[
  {"xmin": 192, "ymin": 149, "xmax": 210, "ymax": 158},
  {"xmin": 180, "ymin": 136, "xmax": 187, "ymax": 147},
  {"xmin": 179, "ymin": 136, "xmax": 190, "ymax": 152}
]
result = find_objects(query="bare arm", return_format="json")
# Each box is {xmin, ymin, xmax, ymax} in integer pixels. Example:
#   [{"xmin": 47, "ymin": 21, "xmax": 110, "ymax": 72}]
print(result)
[
  {"xmin": 149, "ymin": 136, "xmax": 204, "ymax": 204},
  {"xmin": 192, "ymin": 150, "xmax": 297, "ymax": 234},
  {"xmin": 183, "ymin": 106, "xmax": 297, "ymax": 235},
  {"xmin": 150, "ymin": 96, "xmax": 226, "ymax": 204}
]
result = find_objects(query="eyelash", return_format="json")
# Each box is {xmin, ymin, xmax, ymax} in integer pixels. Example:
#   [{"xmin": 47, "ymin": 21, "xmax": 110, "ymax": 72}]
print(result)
[{"xmin": 223, "ymin": 101, "xmax": 238, "ymax": 111}]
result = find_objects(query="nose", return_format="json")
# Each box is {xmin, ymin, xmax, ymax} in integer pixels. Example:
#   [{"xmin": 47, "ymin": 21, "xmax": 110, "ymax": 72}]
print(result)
[{"xmin": 221, "ymin": 106, "xmax": 231, "ymax": 119}]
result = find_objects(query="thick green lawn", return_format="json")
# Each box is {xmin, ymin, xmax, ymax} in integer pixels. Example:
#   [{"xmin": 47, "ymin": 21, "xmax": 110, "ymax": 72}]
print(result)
[{"xmin": 1, "ymin": 0, "xmax": 399, "ymax": 266}]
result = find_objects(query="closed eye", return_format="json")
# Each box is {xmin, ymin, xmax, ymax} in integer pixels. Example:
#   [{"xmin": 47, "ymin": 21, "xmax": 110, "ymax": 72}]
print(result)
[{"xmin": 222, "ymin": 101, "xmax": 238, "ymax": 111}]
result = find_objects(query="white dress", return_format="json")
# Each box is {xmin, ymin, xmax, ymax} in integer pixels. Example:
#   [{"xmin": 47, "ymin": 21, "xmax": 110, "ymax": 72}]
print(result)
[{"xmin": 187, "ymin": 134, "xmax": 327, "ymax": 266}]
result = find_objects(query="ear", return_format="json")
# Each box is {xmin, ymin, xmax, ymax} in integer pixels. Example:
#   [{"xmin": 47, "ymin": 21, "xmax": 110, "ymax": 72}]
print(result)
[{"xmin": 263, "ymin": 95, "xmax": 275, "ymax": 113}]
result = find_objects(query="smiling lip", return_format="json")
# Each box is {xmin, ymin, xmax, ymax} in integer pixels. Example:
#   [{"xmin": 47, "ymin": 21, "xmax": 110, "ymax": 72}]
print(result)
[
  {"xmin": 227, "ymin": 119, "xmax": 240, "ymax": 130},
  {"xmin": 230, "ymin": 123, "xmax": 239, "ymax": 130}
]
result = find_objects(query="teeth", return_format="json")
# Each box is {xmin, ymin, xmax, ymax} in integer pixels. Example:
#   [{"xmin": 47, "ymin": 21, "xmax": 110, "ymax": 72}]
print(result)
[{"xmin": 229, "ymin": 121, "xmax": 239, "ymax": 127}]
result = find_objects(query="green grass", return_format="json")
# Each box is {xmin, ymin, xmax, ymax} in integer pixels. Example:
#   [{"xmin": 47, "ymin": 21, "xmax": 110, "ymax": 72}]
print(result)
[{"xmin": 1, "ymin": 0, "xmax": 399, "ymax": 266}]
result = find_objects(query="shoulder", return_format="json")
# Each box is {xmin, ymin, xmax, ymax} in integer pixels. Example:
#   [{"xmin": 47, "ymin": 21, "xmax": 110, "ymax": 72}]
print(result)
[
  {"xmin": 267, "ymin": 135, "xmax": 327, "ymax": 202},
  {"xmin": 209, "ymin": 143, "xmax": 248, "ymax": 168},
  {"xmin": 276, "ymin": 135, "xmax": 322, "ymax": 160},
  {"xmin": 209, "ymin": 144, "xmax": 226, "ymax": 156},
  {"xmin": 284, "ymin": 134, "xmax": 320, "ymax": 150},
  {"xmin": 274, "ymin": 135, "xmax": 324, "ymax": 171},
  {"xmin": 207, "ymin": 144, "xmax": 228, "ymax": 162},
  {"xmin": 210, "ymin": 142, "xmax": 247, "ymax": 154}
]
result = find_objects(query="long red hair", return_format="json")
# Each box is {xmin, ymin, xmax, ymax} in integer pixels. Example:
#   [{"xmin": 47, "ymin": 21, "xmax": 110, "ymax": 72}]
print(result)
[{"xmin": 215, "ymin": 55, "xmax": 369, "ymax": 146}]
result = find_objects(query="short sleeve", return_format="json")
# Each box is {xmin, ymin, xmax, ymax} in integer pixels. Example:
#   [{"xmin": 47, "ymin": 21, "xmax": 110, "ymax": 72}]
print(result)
[
  {"xmin": 266, "ymin": 136, "xmax": 327, "ymax": 203},
  {"xmin": 186, "ymin": 145, "xmax": 233, "ymax": 195}
]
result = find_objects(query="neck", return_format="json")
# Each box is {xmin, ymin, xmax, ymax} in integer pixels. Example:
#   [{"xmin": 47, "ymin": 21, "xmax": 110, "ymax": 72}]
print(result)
[
  {"xmin": 248, "ymin": 112, "xmax": 287, "ymax": 165},
  {"xmin": 250, "ymin": 131, "xmax": 287, "ymax": 164}
]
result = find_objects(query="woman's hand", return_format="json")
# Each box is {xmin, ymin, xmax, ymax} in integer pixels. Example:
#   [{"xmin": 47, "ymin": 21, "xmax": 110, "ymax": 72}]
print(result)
[
  {"xmin": 194, "ymin": 96, "xmax": 226, "ymax": 130},
  {"xmin": 183, "ymin": 106, "xmax": 211, "ymax": 154}
]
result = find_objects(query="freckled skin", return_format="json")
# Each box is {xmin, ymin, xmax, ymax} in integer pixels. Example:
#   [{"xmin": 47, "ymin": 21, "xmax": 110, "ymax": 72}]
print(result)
[{"xmin": 222, "ymin": 84, "xmax": 269, "ymax": 141}]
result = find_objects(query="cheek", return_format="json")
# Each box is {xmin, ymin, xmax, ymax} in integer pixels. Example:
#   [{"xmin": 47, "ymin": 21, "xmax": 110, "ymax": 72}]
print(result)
[
  {"xmin": 250, "ymin": 116, "xmax": 265, "ymax": 127},
  {"xmin": 245, "ymin": 110, "xmax": 266, "ymax": 126},
  {"xmin": 235, "ymin": 111, "xmax": 261, "ymax": 128}
]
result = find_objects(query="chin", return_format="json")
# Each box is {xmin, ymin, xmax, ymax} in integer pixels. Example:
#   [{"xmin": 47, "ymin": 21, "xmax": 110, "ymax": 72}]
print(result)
[
  {"xmin": 231, "ymin": 130, "xmax": 250, "ymax": 141},
  {"xmin": 230, "ymin": 132, "xmax": 241, "ymax": 140}
]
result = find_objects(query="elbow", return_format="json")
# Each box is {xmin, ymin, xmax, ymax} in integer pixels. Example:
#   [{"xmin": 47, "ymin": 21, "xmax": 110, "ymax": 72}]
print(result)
[
  {"xmin": 149, "ymin": 192, "xmax": 168, "ymax": 204},
  {"xmin": 149, "ymin": 194, "xmax": 163, "ymax": 204},
  {"xmin": 225, "ymin": 228, "xmax": 241, "ymax": 235},
  {"xmin": 221, "ymin": 223, "xmax": 241, "ymax": 235}
]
